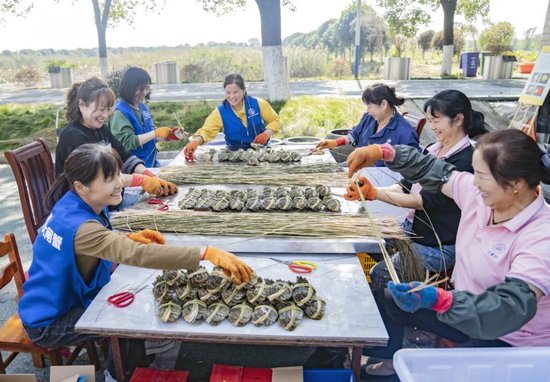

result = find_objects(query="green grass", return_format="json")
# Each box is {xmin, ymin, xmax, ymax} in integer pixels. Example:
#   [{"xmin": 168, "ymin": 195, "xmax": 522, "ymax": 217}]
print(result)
[{"xmin": 0, "ymin": 97, "xmax": 363, "ymax": 153}]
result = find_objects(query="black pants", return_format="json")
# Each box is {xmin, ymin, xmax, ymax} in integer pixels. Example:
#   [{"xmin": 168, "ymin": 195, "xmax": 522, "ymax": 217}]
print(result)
[{"xmin": 363, "ymin": 289, "xmax": 510, "ymax": 359}]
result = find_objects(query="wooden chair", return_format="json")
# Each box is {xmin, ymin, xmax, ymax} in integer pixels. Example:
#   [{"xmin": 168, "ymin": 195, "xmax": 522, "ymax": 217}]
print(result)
[
  {"xmin": 0, "ymin": 233, "xmax": 99, "ymax": 373},
  {"xmin": 4, "ymin": 139, "xmax": 55, "ymax": 243},
  {"xmin": 0, "ymin": 232, "xmax": 62, "ymax": 372},
  {"xmin": 401, "ymin": 112, "xmax": 427, "ymax": 137}
]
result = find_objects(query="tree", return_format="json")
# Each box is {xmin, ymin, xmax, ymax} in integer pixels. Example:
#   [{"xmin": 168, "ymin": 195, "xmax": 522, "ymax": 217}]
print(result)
[
  {"xmin": 479, "ymin": 21, "xmax": 514, "ymax": 54},
  {"xmin": 58, "ymin": 0, "xmax": 165, "ymax": 78},
  {"xmin": 417, "ymin": 29, "xmax": 435, "ymax": 59},
  {"xmin": 198, "ymin": 0, "xmax": 293, "ymax": 101},
  {"xmin": 376, "ymin": 0, "xmax": 489, "ymax": 74},
  {"xmin": 376, "ymin": 0, "xmax": 430, "ymax": 57},
  {"xmin": 3, "ymin": 1, "xmax": 164, "ymax": 78},
  {"xmin": 0, "ymin": 0, "xmax": 32, "ymax": 23}
]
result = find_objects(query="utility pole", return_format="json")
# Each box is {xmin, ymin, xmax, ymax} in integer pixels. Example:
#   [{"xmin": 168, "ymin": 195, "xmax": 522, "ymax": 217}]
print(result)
[
  {"xmin": 543, "ymin": 0, "xmax": 550, "ymax": 47},
  {"xmin": 354, "ymin": 0, "xmax": 361, "ymax": 79}
]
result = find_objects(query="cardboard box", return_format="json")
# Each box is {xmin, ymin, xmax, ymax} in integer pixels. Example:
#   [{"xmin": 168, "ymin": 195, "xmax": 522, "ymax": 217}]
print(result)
[
  {"xmin": 50, "ymin": 366, "xmax": 95, "ymax": 382},
  {"xmin": 0, "ymin": 376, "xmax": 38, "ymax": 382}
]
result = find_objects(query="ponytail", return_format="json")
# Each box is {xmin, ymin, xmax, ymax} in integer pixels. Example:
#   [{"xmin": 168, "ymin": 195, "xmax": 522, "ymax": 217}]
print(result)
[
  {"xmin": 468, "ymin": 110, "xmax": 489, "ymax": 139},
  {"xmin": 44, "ymin": 174, "xmax": 71, "ymax": 215}
]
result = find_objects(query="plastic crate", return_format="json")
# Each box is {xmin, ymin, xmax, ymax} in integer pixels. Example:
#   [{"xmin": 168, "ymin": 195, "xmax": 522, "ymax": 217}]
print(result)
[
  {"xmin": 303, "ymin": 369, "xmax": 356, "ymax": 382},
  {"xmin": 394, "ymin": 347, "xmax": 550, "ymax": 382},
  {"xmin": 357, "ymin": 253, "xmax": 376, "ymax": 282}
]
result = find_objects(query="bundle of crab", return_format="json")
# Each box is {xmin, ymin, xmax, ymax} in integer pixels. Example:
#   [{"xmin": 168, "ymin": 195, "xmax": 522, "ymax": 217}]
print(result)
[
  {"xmin": 177, "ymin": 185, "xmax": 340, "ymax": 212},
  {"xmin": 194, "ymin": 147, "xmax": 303, "ymax": 165},
  {"xmin": 153, "ymin": 268, "xmax": 325, "ymax": 331}
]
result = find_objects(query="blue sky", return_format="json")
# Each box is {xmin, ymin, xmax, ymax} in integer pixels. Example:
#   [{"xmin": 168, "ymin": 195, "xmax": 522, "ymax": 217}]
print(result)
[{"xmin": 0, "ymin": 0, "xmax": 547, "ymax": 51}]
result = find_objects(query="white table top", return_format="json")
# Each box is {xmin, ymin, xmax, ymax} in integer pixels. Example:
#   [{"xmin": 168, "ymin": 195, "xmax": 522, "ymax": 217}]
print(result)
[{"xmin": 76, "ymin": 256, "xmax": 389, "ymax": 347}]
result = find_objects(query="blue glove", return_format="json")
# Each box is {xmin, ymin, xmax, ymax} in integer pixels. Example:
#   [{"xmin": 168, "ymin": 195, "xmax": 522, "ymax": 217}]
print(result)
[{"xmin": 387, "ymin": 281, "xmax": 438, "ymax": 312}]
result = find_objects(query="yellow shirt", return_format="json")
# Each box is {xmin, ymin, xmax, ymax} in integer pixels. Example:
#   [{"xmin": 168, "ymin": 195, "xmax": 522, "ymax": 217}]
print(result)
[{"xmin": 193, "ymin": 97, "xmax": 281, "ymax": 144}]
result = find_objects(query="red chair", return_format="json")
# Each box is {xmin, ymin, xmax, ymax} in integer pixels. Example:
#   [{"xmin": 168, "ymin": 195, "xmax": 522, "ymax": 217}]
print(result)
[{"xmin": 401, "ymin": 112, "xmax": 427, "ymax": 137}]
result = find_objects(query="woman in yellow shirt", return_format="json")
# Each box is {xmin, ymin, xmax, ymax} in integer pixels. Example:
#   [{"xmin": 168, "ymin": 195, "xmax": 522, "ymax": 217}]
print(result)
[{"xmin": 183, "ymin": 73, "xmax": 281, "ymax": 159}]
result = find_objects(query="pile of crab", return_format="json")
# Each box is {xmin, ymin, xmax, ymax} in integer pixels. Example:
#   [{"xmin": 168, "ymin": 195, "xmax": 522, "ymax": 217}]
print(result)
[
  {"xmin": 178, "ymin": 185, "xmax": 340, "ymax": 212},
  {"xmin": 153, "ymin": 267, "xmax": 326, "ymax": 331},
  {"xmin": 195, "ymin": 147, "xmax": 303, "ymax": 165}
]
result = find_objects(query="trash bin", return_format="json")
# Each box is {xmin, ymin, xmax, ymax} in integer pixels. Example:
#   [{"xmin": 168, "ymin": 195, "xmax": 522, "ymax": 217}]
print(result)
[
  {"xmin": 154, "ymin": 61, "xmax": 180, "ymax": 84},
  {"xmin": 459, "ymin": 52, "xmax": 479, "ymax": 77},
  {"xmin": 482, "ymin": 55, "xmax": 517, "ymax": 79}
]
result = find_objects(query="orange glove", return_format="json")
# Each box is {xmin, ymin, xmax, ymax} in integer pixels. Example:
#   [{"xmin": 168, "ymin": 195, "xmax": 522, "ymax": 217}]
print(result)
[
  {"xmin": 347, "ymin": 144, "xmax": 383, "ymax": 177},
  {"xmin": 183, "ymin": 140, "xmax": 200, "ymax": 160},
  {"xmin": 154, "ymin": 127, "xmax": 172, "ymax": 140},
  {"xmin": 128, "ymin": 229, "xmax": 166, "ymax": 245},
  {"xmin": 252, "ymin": 131, "xmax": 271, "ymax": 145},
  {"xmin": 202, "ymin": 246, "xmax": 253, "ymax": 285},
  {"xmin": 316, "ymin": 137, "xmax": 346, "ymax": 150},
  {"xmin": 344, "ymin": 176, "xmax": 378, "ymax": 201},
  {"xmin": 132, "ymin": 174, "xmax": 178, "ymax": 196}
]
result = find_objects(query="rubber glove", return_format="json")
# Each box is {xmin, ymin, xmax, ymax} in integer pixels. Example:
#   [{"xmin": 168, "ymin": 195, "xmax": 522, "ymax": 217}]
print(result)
[
  {"xmin": 183, "ymin": 140, "xmax": 200, "ymax": 160},
  {"xmin": 253, "ymin": 131, "xmax": 271, "ymax": 145},
  {"xmin": 387, "ymin": 281, "xmax": 453, "ymax": 314},
  {"xmin": 316, "ymin": 137, "xmax": 346, "ymax": 150},
  {"xmin": 202, "ymin": 246, "xmax": 253, "ymax": 285},
  {"xmin": 344, "ymin": 176, "xmax": 377, "ymax": 201},
  {"xmin": 154, "ymin": 127, "xmax": 172, "ymax": 140},
  {"xmin": 131, "ymin": 174, "xmax": 178, "ymax": 196},
  {"xmin": 128, "ymin": 229, "xmax": 166, "ymax": 245},
  {"xmin": 347, "ymin": 144, "xmax": 395, "ymax": 177}
]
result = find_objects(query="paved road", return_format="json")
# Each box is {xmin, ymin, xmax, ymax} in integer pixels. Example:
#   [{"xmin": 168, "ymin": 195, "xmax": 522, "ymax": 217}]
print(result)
[{"xmin": 0, "ymin": 79, "xmax": 527, "ymax": 105}]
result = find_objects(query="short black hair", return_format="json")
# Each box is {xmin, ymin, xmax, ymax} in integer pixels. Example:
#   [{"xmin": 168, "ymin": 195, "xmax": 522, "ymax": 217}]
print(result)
[{"xmin": 118, "ymin": 67, "xmax": 151, "ymax": 104}]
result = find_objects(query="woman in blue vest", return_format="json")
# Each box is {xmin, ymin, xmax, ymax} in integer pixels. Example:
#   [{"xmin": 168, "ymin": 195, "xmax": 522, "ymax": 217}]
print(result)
[
  {"xmin": 18, "ymin": 144, "xmax": 253, "ymax": 369},
  {"xmin": 183, "ymin": 73, "xmax": 281, "ymax": 159},
  {"xmin": 111, "ymin": 67, "xmax": 181, "ymax": 167},
  {"xmin": 316, "ymin": 83, "xmax": 419, "ymax": 166}
]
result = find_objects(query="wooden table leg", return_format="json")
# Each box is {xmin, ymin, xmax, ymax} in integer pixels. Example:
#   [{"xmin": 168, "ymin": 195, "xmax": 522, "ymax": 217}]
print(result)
[
  {"xmin": 111, "ymin": 336, "xmax": 125, "ymax": 382},
  {"xmin": 351, "ymin": 346, "xmax": 362, "ymax": 381}
]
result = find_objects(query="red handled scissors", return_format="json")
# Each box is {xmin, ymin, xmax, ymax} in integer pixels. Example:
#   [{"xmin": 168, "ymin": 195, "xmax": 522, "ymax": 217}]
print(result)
[
  {"xmin": 270, "ymin": 258, "xmax": 317, "ymax": 274},
  {"xmin": 107, "ymin": 284, "xmax": 148, "ymax": 308},
  {"xmin": 148, "ymin": 198, "xmax": 169, "ymax": 210}
]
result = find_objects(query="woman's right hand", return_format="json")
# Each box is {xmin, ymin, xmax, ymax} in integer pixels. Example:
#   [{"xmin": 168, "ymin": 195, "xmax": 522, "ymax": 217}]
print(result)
[
  {"xmin": 315, "ymin": 139, "xmax": 338, "ymax": 149},
  {"xmin": 183, "ymin": 140, "xmax": 200, "ymax": 160},
  {"xmin": 202, "ymin": 246, "xmax": 253, "ymax": 284},
  {"xmin": 344, "ymin": 176, "xmax": 378, "ymax": 201}
]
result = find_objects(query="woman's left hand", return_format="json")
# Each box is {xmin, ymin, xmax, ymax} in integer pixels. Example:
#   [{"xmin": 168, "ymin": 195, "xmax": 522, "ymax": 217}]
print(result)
[
  {"xmin": 128, "ymin": 229, "xmax": 166, "ymax": 245},
  {"xmin": 253, "ymin": 131, "xmax": 271, "ymax": 145},
  {"xmin": 387, "ymin": 281, "xmax": 453, "ymax": 314}
]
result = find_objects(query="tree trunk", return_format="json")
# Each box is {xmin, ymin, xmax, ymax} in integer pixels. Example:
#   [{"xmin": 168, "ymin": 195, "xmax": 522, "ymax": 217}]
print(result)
[
  {"xmin": 440, "ymin": 0, "xmax": 457, "ymax": 76},
  {"xmin": 255, "ymin": 0, "xmax": 289, "ymax": 101},
  {"xmin": 92, "ymin": 0, "xmax": 111, "ymax": 79}
]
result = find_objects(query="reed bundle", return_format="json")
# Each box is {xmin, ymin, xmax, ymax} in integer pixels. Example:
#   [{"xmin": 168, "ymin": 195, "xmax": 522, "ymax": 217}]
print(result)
[
  {"xmin": 159, "ymin": 164, "xmax": 346, "ymax": 186},
  {"xmin": 111, "ymin": 209, "xmax": 408, "ymax": 239}
]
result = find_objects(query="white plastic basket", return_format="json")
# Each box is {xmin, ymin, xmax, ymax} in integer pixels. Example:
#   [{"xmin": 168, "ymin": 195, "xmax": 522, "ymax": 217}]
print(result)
[{"xmin": 394, "ymin": 347, "xmax": 550, "ymax": 382}]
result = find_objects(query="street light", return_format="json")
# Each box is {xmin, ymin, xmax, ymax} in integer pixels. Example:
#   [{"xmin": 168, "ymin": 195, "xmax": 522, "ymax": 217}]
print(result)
[{"xmin": 354, "ymin": 0, "xmax": 361, "ymax": 79}]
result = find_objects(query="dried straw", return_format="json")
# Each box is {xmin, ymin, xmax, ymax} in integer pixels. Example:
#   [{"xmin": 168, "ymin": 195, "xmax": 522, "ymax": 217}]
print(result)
[
  {"xmin": 111, "ymin": 209, "xmax": 408, "ymax": 239},
  {"xmin": 159, "ymin": 164, "xmax": 346, "ymax": 186}
]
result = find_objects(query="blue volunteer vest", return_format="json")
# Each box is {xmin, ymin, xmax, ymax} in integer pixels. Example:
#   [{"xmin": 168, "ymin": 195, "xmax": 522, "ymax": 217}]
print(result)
[
  {"xmin": 115, "ymin": 99, "xmax": 159, "ymax": 167},
  {"xmin": 218, "ymin": 95, "xmax": 266, "ymax": 150},
  {"xmin": 18, "ymin": 191, "xmax": 112, "ymax": 328}
]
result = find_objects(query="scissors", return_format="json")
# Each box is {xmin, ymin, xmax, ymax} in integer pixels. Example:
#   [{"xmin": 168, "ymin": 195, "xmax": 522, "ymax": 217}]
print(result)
[
  {"xmin": 148, "ymin": 198, "xmax": 169, "ymax": 210},
  {"xmin": 270, "ymin": 258, "xmax": 317, "ymax": 274},
  {"xmin": 107, "ymin": 284, "xmax": 148, "ymax": 308}
]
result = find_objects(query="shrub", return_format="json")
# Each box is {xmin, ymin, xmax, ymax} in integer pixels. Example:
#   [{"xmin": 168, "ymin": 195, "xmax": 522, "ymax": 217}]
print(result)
[
  {"xmin": 181, "ymin": 63, "xmax": 206, "ymax": 83},
  {"xmin": 325, "ymin": 59, "xmax": 352, "ymax": 78},
  {"xmin": 106, "ymin": 66, "xmax": 130, "ymax": 98},
  {"xmin": 479, "ymin": 22, "xmax": 514, "ymax": 55},
  {"xmin": 14, "ymin": 68, "xmax": 42, "ymax": 87}
]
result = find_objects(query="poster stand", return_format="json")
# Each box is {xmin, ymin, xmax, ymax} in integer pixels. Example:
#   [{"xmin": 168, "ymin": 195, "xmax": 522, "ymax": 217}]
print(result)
[{"xmin": 511, "ymin": 46, "xmax": 550, "ymax": 140}]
